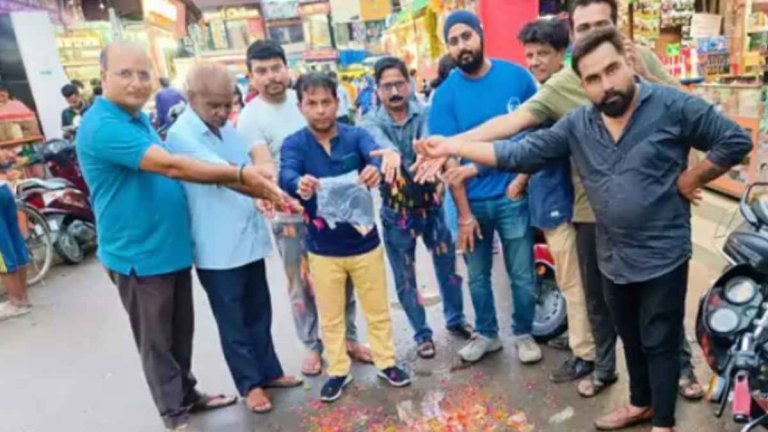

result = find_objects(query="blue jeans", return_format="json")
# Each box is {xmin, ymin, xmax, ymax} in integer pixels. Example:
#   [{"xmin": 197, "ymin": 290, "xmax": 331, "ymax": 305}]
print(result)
[
  {"xmin": 381, "ymin": 206, "xmax": 466, "ymax": 343},
  {"xmin": 465, "ymin": 195, "xmax": 536, "ymax": 338}
]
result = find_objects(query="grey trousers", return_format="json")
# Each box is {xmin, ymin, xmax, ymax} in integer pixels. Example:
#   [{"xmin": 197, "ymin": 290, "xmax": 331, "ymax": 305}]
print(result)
[
  {"xmin": 116, "ymin": 268, "xmax": 197, "ymax": 429},
  {"xmin": 272, "ymin": 219, "xmax": 358, "ymax": 352}
]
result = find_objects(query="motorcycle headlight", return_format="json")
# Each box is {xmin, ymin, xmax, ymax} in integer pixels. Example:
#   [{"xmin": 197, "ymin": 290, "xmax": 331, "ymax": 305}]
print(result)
[
  {"xmin": 724, "ymin": 277, "xmax": 759, "ymax": 305},
  {"xmin": 709, "ymin": 307, "xmax": 741, "ymax": 335}
]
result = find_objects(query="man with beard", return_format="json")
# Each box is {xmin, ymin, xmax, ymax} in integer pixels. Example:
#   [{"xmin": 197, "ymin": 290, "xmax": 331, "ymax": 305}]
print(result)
[
  {"xmin": 429, "ymin": 10, "xmax": 541, "ymax": 365},
  {"xmin": 165, "ymin": 64, "xmax": 303, "ymax": 415},
  {"xmin": 359, "ymin": 57, "xmax": 473, "ymax": 359},
  {"xmin": 415, "ymin": 27, "xmax": 753, "ymax": 432},
  {"xmin": 420, "ymin": 0, "xmax": 704, "ymax": 401},
  {"xmin": 279, "ymin": 73, "xmax": 410, "ymax": 403},
  {"xmin": 238, "ymin": 41, "xmax": 372, "ymax": 377}
]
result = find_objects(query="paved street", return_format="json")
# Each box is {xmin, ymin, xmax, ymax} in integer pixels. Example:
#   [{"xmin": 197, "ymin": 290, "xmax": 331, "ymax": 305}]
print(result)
[{"xmin": 0, "ymin": 220, "xmax": 745, "ymax": 432}]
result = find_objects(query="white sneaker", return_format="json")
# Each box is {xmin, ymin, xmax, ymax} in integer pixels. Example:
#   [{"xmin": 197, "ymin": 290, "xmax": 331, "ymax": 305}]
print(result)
[
  {"xmin": 515, "ymin": 334, "xmax": 542, "ymax": 364},
  {"xmin": 458, "ymin": 335, "xmax": 502, "ymax": 363},
  {"xmin": 0, "ymin": 301, "xmax": 30, "ymax": 322}
]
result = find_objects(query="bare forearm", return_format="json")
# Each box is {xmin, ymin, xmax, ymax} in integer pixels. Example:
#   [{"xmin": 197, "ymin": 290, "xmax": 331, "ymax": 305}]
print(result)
[
  {"xmin": 456, "ymin": 141, "xmax": 499, "ymax": 167},
  {"xmin": 166, "ymin": 156, "xmax": 238, "ymax": 184},
  {"xmin": 457, "ymin": 109, "xmax": 540, "ymax": 142},
  {"xmin": 450, "ymin": 183, "xmax": 474, "ymax": 219},
  {"xmin": 690, "ymin": 158, "xmax": 728, "ymax": 186},
  {"xmin": 250, "ymin": 144, "xmax": 276, "ymax": 174}
]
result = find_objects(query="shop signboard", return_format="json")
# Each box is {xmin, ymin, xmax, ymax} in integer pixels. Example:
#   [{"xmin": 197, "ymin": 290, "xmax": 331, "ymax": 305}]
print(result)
[
  {"xmin": 144, "ymin": 0, "xmax": 178, "ymax": 33},
  {"xmin": 299, "ymin": 1, "xmax": 330, "ymax": 17},
  {"xmin": 360, "ymin": 0, "xmax": 391, "ymax": 22},
  {"xmin": 262, "ymin": 0, "xmax": 299, "ymax": 21},
  {"xmin": 222, "ymin": 6, "xmax": 261, "ymax": 21},
  {"xmin": 303, "ymin": 47, "xmax": 338, "ymax": 61}
]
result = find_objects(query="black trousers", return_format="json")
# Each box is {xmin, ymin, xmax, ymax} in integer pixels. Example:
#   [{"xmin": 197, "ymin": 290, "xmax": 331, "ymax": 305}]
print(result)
[
  {"xmin": 117, "ymin": 269, "xmax": 197, "ymax": 429},
  {"xmin": 603, "ymin": 261, "xmax": 689, "ymax": 428},
  {"xmin": 196, "ymin": 260, "xmax": 284, "ymax": 397},
  {"xmin": 575, "ymin": 223, "xmax": 695, "ymax": 379}
]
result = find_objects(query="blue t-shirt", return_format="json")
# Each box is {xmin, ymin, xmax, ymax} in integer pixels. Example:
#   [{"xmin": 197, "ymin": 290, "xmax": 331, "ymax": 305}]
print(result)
[
  {"xmin": 76, "ymin": 97, "xmax": 192, "ymax": 276},
  {"xmin": 429, "ymin": 60, "xmax": 538, "ymax": 200}
]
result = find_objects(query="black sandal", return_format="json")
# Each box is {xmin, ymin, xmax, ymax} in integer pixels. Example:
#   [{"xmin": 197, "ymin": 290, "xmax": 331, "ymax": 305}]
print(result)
[
  {"xmin": 577, "ymin": 373, "xmax": 618, "ymax": 398},
  {"xmin": 189, "ymin": 393, "xmax": 238, "ymax": 413},
  {"xmin": 417, "ymin": 340, "xmax": 436, "ymax": 359}
]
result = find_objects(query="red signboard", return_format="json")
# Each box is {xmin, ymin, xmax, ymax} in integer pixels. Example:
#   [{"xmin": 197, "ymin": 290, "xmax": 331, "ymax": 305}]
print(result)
[{"xmin": 303, "ymin": 48, "xmax": 338, "ymax": 61}]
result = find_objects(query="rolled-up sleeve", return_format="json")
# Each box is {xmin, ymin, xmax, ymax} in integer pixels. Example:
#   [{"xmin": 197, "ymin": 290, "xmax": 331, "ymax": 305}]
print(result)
[
  {"xmin": 494, "ymin": 116, "xmax": 573, "ymax": 174},
  {"xmin": 679, "ymin": 92, "xmax": 753, "ymax": 167},
  {"xmin": 279, "ymin": 135, "xmax": 304, "ymax": 199}
]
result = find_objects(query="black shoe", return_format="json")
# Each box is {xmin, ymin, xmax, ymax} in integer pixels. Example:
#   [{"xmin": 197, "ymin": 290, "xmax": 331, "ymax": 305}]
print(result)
[
  {"xmin": 377, "ymin": 366, "xmax": 412, "ymax": 387},
  {"xmin": 549, "ymin": 357, "xmax": 594, "ymax": 383},
  {"xmin": 320, "ymin": 375, "xmax": 353, "ymax": 403},
  {"xmin": 447, "ymin": 322, "xmax": 475, "ymax": 340},
  {"xmin": 547, "ymin": 333, "xmax": 570, "ymax": 351}
]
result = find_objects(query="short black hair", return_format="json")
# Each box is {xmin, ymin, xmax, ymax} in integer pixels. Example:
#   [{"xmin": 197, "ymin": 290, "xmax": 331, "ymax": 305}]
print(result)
[
  {"xmin": 431, "ymin": 54, "xmax": 455, "ymax": 89},
  {"xmin": 246, "ymin": 40, "xmax": 286, "ymax": 73},
  {"xmin": 568, "ymin": 0, "xmax": 618, "ymax": 28},
  {"xmin": 295, "ymin": 72, "xmax": 337, "ymax": 103},
  {"xmin": 571, "ymin": 27, "xmax": 624, "ymax": 77},
  {"xmin": 374, "ymin": 57, "xmax": 409, "ymax": 84},
  {"xmin": 159, "ymin": 77, "xmax": 170, "ymax": 88},
  {"xmin": 518, "ymin": 19, "xmax": 570, "ymax": 51},
  {"xmin": 61, "ymin": 83, "xmax": 79, "ymax": 98}
]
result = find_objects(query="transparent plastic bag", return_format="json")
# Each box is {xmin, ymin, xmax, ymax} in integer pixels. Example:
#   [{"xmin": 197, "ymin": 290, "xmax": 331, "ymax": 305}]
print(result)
[{"xmin": 316, "ymin": 170, "xmax": 375, "ymax": 235}]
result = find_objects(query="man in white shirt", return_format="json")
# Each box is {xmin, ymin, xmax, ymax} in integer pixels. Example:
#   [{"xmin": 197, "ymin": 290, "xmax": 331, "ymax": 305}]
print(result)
[{"xmin": 238, "ymin": 41, "xmax": 371, "ymax": 376}]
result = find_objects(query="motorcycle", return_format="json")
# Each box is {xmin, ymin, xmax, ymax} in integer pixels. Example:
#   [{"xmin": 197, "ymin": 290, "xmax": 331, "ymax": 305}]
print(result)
[
  {"xmin": 532, "ymin": 229, "xmax": 567, "ymax": 341},
  {"xmin": 697, "ymin": 182, "xmax": 768, "ymax": 431},
  {"xmin": 16, "ymin": 139, "xmax": 96, "ymax": 264}
]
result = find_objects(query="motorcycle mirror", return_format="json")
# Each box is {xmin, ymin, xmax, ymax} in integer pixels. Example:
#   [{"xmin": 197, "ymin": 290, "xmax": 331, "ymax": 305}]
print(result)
[{"xmin": 741, "ymin": 183, "xmax": 768, "ymax": 228}]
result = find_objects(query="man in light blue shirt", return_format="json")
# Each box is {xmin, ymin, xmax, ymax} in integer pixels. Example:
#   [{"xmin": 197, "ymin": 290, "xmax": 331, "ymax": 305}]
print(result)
[{"xmin": 165, "ymin": 64, "xmax": 302, "ymax": 414}]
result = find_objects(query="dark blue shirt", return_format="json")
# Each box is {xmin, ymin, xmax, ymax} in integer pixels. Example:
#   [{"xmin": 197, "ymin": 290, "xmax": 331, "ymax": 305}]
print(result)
[
  {"xmin": 155, "ymin": 87, "xmax": 185, "ymax": 128},
  {"xmin": 494, "ymin": 83, "xmax": 752, "ymax": 283},
  {"xmin": 279, "ymin": 123, "xmax": 383, "ymax": 257},
  {"xmin": 429, "ymin": 59, "xmax": 538, "ymax": 200}
]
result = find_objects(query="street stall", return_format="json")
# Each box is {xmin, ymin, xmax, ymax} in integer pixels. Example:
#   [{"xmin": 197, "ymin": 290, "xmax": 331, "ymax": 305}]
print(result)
[{"xmin": 56, "ymin": 23, "xmax": 111, "ymax": 85}]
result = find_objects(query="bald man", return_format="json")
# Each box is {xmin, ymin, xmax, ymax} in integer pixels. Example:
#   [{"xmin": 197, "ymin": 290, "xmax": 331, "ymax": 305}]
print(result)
[
  {"xmin": 76, "ymin": 43, "xmax": 289, "ymax": 431},
  {"xmin": 166, "ymin": 64, "xmax": 302, "ymax": 414}
]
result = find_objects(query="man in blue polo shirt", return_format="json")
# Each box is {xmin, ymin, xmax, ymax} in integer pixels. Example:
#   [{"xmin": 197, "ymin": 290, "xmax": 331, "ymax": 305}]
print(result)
[
  {"xmin": 280, "ymin": 73, "xmax": 410, "ymax": 403},
  {"xmin": 429, "ymin": 10, "xmax": 541, "ymax": 364},
  {"xmin": 76, "ymin": 42, "xmax": 286, "ymax": 432}
]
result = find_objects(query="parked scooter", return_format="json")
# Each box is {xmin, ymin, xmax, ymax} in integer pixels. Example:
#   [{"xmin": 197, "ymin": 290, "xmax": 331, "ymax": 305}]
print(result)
[
  {"xmin": 697, "ymin": 182, "xmax": 768, "ymax": 431},
  {"xmin": 532, "ymin": 230, "xmax": 567, "ymax": 341},
  {"xmin": 16, "ymin": 139, "xmax": 95, "ymax": 264}
]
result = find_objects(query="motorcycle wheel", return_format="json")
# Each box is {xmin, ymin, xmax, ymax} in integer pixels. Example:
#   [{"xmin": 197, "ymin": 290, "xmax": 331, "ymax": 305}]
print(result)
[
  {"xmin": 532, "ymin": 264, "xmax": 568, "ymax": 342},
  {"xmin": 55, "ymin": 229, "xmax": 84, "ymax": 264}
]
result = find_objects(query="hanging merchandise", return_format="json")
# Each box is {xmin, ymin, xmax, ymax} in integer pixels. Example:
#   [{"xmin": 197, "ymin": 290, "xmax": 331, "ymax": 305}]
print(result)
[
  {"xmin": 633, "ymin": 0, "xmax": 662, "ymax": 46},
  {"xmin": 661, "ymin": 0, "xmax": 695, "ymax": 39}
]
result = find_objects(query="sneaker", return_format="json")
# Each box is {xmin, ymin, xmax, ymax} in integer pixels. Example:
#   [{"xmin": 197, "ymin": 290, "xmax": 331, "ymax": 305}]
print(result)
[
  {"xmin": 515, "ymin": 334, "xmax": 543, "ymax": 364},
  {"xmin": 377, "ymin": 366, "xmax": 411, "ymax": 387},
  {"xmin": 446, "ymin": 322, "xmax": 475, "ymax": 340},
  {"xmin": 458, "ymin": 334, "xmax": 503, "ymax": 363},
  {"xmin": 0, "ymin": 301, "xmax": 30, "ymax": 322},
  {"xmin": 320, "ymin": 375, "xmax": 353, "ymax": 403},
  {"xmin": 549, "ymin": 356, "xmax": 595, "ymax": 383}
]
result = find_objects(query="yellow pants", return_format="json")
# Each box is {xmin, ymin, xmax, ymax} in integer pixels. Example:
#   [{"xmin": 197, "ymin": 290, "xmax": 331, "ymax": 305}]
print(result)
[
  {"xmin": 308, "ymin": 246, "xmax": 396, "ymax": 376},
  {"xmin": 542, "ymin": 223, "xmax": 596, "ymax": 361}
]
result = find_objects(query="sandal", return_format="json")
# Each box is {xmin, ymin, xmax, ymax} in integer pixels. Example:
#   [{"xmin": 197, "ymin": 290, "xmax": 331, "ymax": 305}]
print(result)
[
  {"xmin": 188, "ymin": 393, "xmax": 238, "ymax": 413},
  {"xmin": 679, "ymin": 374, "xmax": 704, "ymax": 400},
  {"xmin": 301, "ymin": 351, "xmax": 322, "ymax": 376},
  {"xmin": 246, "ymin": 388, "xmax": 273, "ymax": 414},
  {"xmin": 264, "ymin": 375, "xmax": 303, "ymax": 389},
  {"xmin": 417, "ymin": 340, "xmax": 436, "ymax": 359},
  {"xmin": 578, "ymin": 374, "xmax": 619, "ymax": 398},
  {"xmin": 347, "ymin": 342, "xmax": 374, "ymax": 364}
]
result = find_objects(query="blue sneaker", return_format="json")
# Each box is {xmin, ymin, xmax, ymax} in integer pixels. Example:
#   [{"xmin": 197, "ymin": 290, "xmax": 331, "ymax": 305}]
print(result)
[
  {"xmin": 320, "ymin": 375, "xmax": 353, "ymax": 403},
  {"xmin": 377, "ymin": 366, "xmax": 411, "ymax": 387}
]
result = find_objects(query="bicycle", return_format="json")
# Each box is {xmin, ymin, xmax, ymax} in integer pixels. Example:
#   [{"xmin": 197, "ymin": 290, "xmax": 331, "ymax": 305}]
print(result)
[{"xmin": 15, "ymin": 199, "xmax": 53, "ymax": 285}]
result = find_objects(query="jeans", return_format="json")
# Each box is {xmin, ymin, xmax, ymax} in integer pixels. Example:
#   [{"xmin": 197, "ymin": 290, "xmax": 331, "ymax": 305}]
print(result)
[
  {"xmin": 575, "ymin": 223, "xmax": 696, "ymax": 379},
  {"xmin": 381, "ymin": 206, "xmax": 465, "ymax": 343},
  {"xmin": 196, "ymin": 260, "xmax": 284, "ymax": 397},
  {"xmin": 465, "ymin": 195, "xmax": 536, "ymax": 338},
  {"xmin": 271, "ymin": 218, "xmax": 358, "ymax": 353},
  {"xmin": 603, "ymin": 261, "xmax": 689, "ymax": 428},
  {"xmin": 116, "ymin": 269, "xmax": 196, "ymax": 429}
]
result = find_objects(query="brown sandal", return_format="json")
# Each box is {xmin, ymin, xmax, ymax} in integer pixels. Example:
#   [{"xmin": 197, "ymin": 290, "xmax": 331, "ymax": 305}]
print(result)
[
  {"xmin": 347, "ymin": 342, "xmax": 374, "ymax": 364},
  {"xmin": 264, "ymin": 375, "xmax": 303, "ymax": 389},
  {"xmin": 679, "ymin": 375, "xmax": 704, "ymax": 400},
  {"xmin": 578, "ymin": 374, "xmax": 618, "ymax": 398},
  {"xmin": 417, "ymin": 340, "xmax": 436, "ymax": 359},
  {"xmin": 246, "ymin": 388, "xmax": 273, "ymax": 414},
  {"xmin": 301, "ymin": 351, "xmax": 322, "ymax": 376}
]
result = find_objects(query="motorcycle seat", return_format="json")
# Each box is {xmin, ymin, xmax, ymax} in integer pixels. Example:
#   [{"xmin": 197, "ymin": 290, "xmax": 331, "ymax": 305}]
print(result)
[{"xmin": 16, "ymin": 178, "xmax": 73, "ymax": 193}]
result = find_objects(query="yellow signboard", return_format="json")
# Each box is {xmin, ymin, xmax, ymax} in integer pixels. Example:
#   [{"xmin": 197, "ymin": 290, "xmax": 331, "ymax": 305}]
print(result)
[{"xmin": 360, "ymin": 0, "xmax": 391, "ymax": 22}]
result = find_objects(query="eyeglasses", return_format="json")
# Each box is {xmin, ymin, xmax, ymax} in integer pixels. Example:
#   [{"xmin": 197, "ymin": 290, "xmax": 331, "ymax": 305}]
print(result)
[
  {"xmin": 379, "ymin": 81, "xmax": 408, "ymax": 93},
  {"xmin": 447, "ymin": 30, "xmax": 474, "ymax": 47},
  {"xmin": 113, "ymin": 69, "xmax": 152, "ymax": 83}
]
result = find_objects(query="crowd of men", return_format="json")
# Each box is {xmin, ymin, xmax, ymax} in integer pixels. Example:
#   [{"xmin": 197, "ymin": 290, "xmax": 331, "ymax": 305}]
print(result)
[{"xmin": 0, "ymin": 0, "xmax": 751, "ymax": 431}]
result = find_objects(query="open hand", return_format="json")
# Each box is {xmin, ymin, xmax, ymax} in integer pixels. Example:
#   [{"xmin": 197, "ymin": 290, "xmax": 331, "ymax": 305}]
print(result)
[
  {"xmin": 414, "ymin": 135, "xmax": 461, "ymax": 160},
  {"xmin": 457, "ymin": 217, "xmax": 483, "ymax": 253},
  {"xmin": 443, "ymin": 164, "xmax": 479, "ymax": 188},
  {"xmin": 370, "ymin": 149, "xmax": 401, "ymax": 184},
  {"xmin": 410, "ymin": 154, "xmax": 448, "ymax": 184},
  {"xmin": 359, "ymin": 165, "xmax": 381, "ymax": 188},
  {"xmin": 677, "ymin": 170, "xmax": 702, "ymax": 205},
  {"xmin": 242, "ymin": 166, "xmax": 284, "ymax": 203}
]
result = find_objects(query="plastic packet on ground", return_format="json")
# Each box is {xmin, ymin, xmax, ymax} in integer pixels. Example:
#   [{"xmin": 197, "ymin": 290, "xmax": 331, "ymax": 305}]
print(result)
[{"xmin": 316, "ymin": 170, "xmax": 375, "ymax": 235}]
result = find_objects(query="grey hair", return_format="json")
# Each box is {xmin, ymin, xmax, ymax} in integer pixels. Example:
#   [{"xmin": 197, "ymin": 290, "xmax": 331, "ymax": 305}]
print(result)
[{"xmin": 184, "ymin": 64, "xmax": 236, "ymax": 97}]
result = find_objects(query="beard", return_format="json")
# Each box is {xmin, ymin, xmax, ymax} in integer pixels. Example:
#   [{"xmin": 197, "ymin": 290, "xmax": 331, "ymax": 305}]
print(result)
[
  {"xmin": 455, "ymin": 45, "xmax": 485, "ymax": 74},
  {"xmin": 309, "ymin": 119, "xmax": 335, "ymax": 134},
  {"xmin": 594, "ymin": 85, "xmax": 636, "ymax": 118}
]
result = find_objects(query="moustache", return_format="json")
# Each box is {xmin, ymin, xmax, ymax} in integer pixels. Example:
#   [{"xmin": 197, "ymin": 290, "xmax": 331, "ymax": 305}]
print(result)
[
  {"xmin": 458, "ymin": 50, "xmax": 475, "ymax": 60},
  {"xmin": 389, "ymin": 95, "xmax": 405, "ymax": 103}
]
